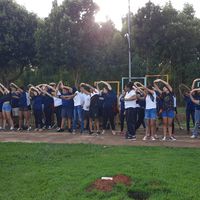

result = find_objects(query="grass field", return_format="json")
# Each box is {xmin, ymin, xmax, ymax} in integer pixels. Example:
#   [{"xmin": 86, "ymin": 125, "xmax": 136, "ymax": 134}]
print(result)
[{"xmin": 0, "ymin": 143, "xmax": 200, "ymax": 200}]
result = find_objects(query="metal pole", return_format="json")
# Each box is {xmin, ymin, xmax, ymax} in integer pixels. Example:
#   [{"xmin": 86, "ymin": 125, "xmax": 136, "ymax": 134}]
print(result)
[{"xmin": 128, "ymin": 0, "xmax": 132, "ymax": 81}]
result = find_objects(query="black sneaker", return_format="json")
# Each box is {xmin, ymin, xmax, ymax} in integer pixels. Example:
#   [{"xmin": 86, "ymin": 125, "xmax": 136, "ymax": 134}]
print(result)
[
  {"xmin": 57, "ymin": 128, "xmax": 64, "ymax": 132},
  {"xmin": 68, "ymin": 128, "xmax": 72, "ymax": 133},
  {"xmin": 126, "ymin": 136, "xmax": 136, "ymax": 141}
]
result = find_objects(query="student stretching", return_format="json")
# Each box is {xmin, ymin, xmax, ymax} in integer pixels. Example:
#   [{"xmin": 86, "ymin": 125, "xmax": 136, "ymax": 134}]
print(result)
[
  {"xmin": 123, "ymin": 82, "xmax": 137, "ymax": 140},
  {"xmin": 0, "ymin": 84, "xmax": 14, "ymax": 130},
  {"xmin": 154, "ymin": 79, "xmax": 176, "ymax": 141},
  {"xmin": 99, "ymin": 81, "xmax": 117, "ymax": 135},
  {"xmin": 10, "ymin": 84, "xmax": 31, "ymax": 131},
  {"xmin": 81, "ymin": 83, "xmax": 100, "ymax": 134},
  {"xmin": 29, "ymin": 86, "xmax": 43, "ymax": 131},
  {"xmin": 138, "ymin": 85, "xmax": 157, "ymax": 141},
  {"xmin": 57, "ymin": 83, "xmax": 74, "ymax": 133},
  {"xmin": 190, "ymin": 88, "xmax": 200, "ymax": 138}
]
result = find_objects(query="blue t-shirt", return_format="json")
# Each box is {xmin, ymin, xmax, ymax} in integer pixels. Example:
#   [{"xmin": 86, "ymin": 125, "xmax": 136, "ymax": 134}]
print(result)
[
  {"xmin": 60, "ymin": 92, "xmax": 74, "ymax": 108},
  {"xmin": 120, "ymin": 96, "xmax": 125, "ymax": 113},
  {"xmin": 32, "ymin": 95, "xmax": 43, "ymax": 111},
  {"xmin": 18, "ymin": 92, "xmax": 27, "ymax": 108},
  {"xmin": 11, "ymin": 92, "xmax": 19, "ymax": 108},
  {"xmin": 184, "ymin": 96, "xmax": 195, "ymax": 111},
  {"xmin": 103, "ymin": 91, "xmax": 117, "ymax": 110},
  {"xmin": 193, "ymin": 95, "xmax": 200, "ymax": 110},
  {"xmin": 42, "ymin": 94, "xmax": 53, "ymax": 108}
]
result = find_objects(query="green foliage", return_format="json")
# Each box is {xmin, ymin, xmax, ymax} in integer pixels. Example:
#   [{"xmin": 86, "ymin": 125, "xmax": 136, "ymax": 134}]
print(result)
[
  {"xmin": 0, "ymin": 0, "xmax": 38, "ymax": 84},
  {"xmin": 1, "ymin": 143, "xmax": 200, "ymax": 199}
]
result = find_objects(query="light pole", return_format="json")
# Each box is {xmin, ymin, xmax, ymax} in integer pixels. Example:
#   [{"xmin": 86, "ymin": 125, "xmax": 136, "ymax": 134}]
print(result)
[{"xmin": 127, "ymin": 0, "xmax": 132, "ymax": 82}]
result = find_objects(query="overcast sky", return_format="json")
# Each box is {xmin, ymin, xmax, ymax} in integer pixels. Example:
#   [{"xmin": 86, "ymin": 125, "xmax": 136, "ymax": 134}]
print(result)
[{"xmin": 15, "ymin": 0, "xmax": 200, "ymax": 29}]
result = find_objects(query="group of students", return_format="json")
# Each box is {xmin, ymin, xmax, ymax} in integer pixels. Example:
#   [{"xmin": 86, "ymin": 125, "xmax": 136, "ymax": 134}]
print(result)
[{"xmin": 0, "ymin": 79, "xmax": 199, "ymax": 141}]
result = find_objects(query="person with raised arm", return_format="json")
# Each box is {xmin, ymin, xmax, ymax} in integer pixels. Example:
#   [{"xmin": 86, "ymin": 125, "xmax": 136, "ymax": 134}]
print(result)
[
  {"xmin": 79, "ymin": 83, "xmax": 91, "ymax": 133},
  {"xmin": 56, "ymin": 83, "xmax": 74, "ymax": 133},
  {"xmin": 40, "ymin": 84, "xmax": 54, "ymax": 130},
  {"xmin": 190, "ymin": 88, "xmax": 200, "ymax": 138},
  {"xmin": 10, "ymin": 83, "xmax": 31, "ymax": 131},
  {"xmin": 99, "ymin": 81, "xmax": 117, "ymax": 136},
  {"xmin": 29, "ymin": 86, "xmax": 43, "ymax": 131},
  {"xmin": 10, "ymin": 83, "xmax": 20, "ymax": 128},
  {"xmin": 0, "ymin": 84, "xmax": 14, "ymax": 131},
  {"xmin": 136, "ymin": 84, "xmax": 157, "ymax": 141},
  {"xmin": 154, "ymin": 79, "xmax": 176, "ymax": 141},
  {"xmin": 51, "ymin": 82, "xmax": 62, "ymax": 130},
  {"xmin": 84, "ymin": 82, "xmax": 100, "ymax": 134},
  {"xmin": 124, "ymin": 82, "xmax": 137, "ymax": 140},
  {"xmin": 179, "ymin": 84, "xmax": 195, "ymax": 133}
]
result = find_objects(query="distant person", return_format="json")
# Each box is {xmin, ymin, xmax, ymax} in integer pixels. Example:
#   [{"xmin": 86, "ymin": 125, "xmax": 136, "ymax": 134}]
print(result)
[{"xmin": 124, "ymin": 82, "xmax": 137, "ymax": 140}]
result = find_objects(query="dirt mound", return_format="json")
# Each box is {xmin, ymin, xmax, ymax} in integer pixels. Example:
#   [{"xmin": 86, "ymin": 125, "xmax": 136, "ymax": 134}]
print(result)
[{"xmin": 87, "ymin": 174, "xmax": 132, "ymax": 192}]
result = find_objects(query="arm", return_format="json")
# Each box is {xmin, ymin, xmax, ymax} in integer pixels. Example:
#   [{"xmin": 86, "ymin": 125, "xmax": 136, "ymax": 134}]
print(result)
[
  {"xmin": 153, "ymin": 79, "xmax": 163, "ymax": 94},
  {"xmin": 99, "ymin": 81, "xmax": 112, "ymax": 90},
  {"xmin": 85, "ymin": 83, "xmax": 97, "ymax": 92},
  {"xmin": 124, "ymin": 91, "xmax": 137, "ymax": 101},
  {"xmin": 190, "ymin": 89, "xmax": 200, "ymax": 105},
  {"xmin": 46, "ymin": 84, "xmax": 56, "ymax": 92},
  {"xmin": 192, "ymin": 78, "xmax": 200, "ymax": 90},
  {"xmin": 62, "ymin": 85, "xmax": 73, "ymax": 93},
  {"xmin": 160, "ymin": 79, "xmax": 173, "ymax": 92},
  {"xmin": 0, "ymin": 84, "xmax": 9, "ymax": 94}
]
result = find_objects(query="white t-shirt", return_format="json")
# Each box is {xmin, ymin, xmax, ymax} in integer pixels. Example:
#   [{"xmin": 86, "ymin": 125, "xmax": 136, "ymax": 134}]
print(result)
[
  {"xmin": 82, "ymin": 93, "xmax": 91, "ymax": 111},
  {"xmin": 73, "ymin": 91, "xmax": 84, "ymax": 107},
  {"xmin": 26, "ymin": 92, "xmax": 30, "ymax": 106},
  {"xmin": 53, "ymin": 91, "xmax": 62, "ymax": 107},
  {"xmin": 173, "ymin": 96, "xmax": 177, "ymax": 108},
  {"xmin": 145, "ymin": 92, "xmax": 157, "ymax": 110},
  {"xmin": 124, "ymin": 90, "xmax": 137, "ymax": 109}
]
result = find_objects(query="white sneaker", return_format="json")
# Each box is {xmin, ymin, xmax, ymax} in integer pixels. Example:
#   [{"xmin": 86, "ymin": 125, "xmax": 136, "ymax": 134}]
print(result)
[
  {"xmin": 10, "ymin": 127, "xmax": 14, "ymax": 131},
  {"xmin": 162, "ymin": 137, "xmax": 166, "ymax": 141},
  {"xmin": 191, "ymin": 135, "xmax": 197, "ymax": 139},
  {"xmin": 101, "ymin": 130, "xmax": 105, "ymax": 135},
  {"xmin": 112, "ymin": 130, "xmax": 116, "ymax": 135},
  {"xmin": 151, "ymin": 136, "xmax": 156, "ymax": 141},
  {"xmin": 143, "ymin": 136, "xmax": 148, "ymax": 141},
  {"xmin": 72, "ymin": 130, "xmax": 76, "ymax": 135},
  {"xmin": 27, "ymin": 127, "xmax": 32, "ymax": 131},
  {"xmin": 169, "ymin": 136, "xmax": 176, "ymax": 141}
]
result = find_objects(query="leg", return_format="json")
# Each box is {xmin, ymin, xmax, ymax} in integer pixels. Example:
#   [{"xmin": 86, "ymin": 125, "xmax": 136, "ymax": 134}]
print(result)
[
  {"xmin": 186, "ymin": 109, "xmax": 190, "ymax": 132},
  {"xmin": 6, "ymin": 112, "xmax": 14, "ymax": 129},
  {"xmin": 2, "ymin": 111, "xmax": 7, "ymax": 129},
  {"xmin": 162, "ymin": 117, "xmax": 168, "ymax": 138},
  {"xmin": 0, "ymin": 112, "xmax": 3, "ymax": 128},
  {"xmin": 72, "ymin": 107, "xmax": 78, "ymax": 131},
  {"xmin": 150, "ymin": 119, "xmax": 156, "ymax": 138},
  {"xmin": 168, "ymin": 117, "xmax": 173, "ymax": 137}
]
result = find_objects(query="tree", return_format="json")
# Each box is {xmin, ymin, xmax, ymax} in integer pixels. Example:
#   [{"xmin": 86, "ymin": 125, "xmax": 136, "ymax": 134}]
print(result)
[
  {"xmin": 0, "ymin": 0, "xmax": 38, "ymax": 84},
  {"xmin": 36, "ymin": 0, "xmax": 100, "ymax": 85}
]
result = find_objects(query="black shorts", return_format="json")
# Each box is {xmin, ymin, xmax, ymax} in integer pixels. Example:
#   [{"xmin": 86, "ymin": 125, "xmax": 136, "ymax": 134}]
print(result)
[
  {"xmin": 89, "ymin": 107, "xmax": 99, "ymax": 120},
  {"xmin": 28, "ymin": 105, "xmax": 31, "ymax": 111},
  {"xmin": 174, "ymin": 107, "xmax": 178, "ymax": 114},
  {"xmin": 83, "ymin": 110, "xmax": 90, "ymax": 120},
  {"xmin": 19, "ymin": 107, "xmax": 29, "ymax": 112}
]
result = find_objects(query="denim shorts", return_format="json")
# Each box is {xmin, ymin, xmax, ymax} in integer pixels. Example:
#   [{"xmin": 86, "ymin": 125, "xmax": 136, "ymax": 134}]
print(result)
[
  {"xmin": 61, "ymin": 107, "xmax": 73, "ymax": 119},
  {"xmin": 195, "ymin": 109, "xmax": 200, "ymax": 122},
  {"xmin": 2, "ymin": 103, "xmax": 12, "ymax": 112},
  {"xmin": 145, "ymin": 108, "xmax": 157, "ymax": 119},
  {"xmin": 162, "ymin": 110, "xmax": 175, "ymax": 118}
]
